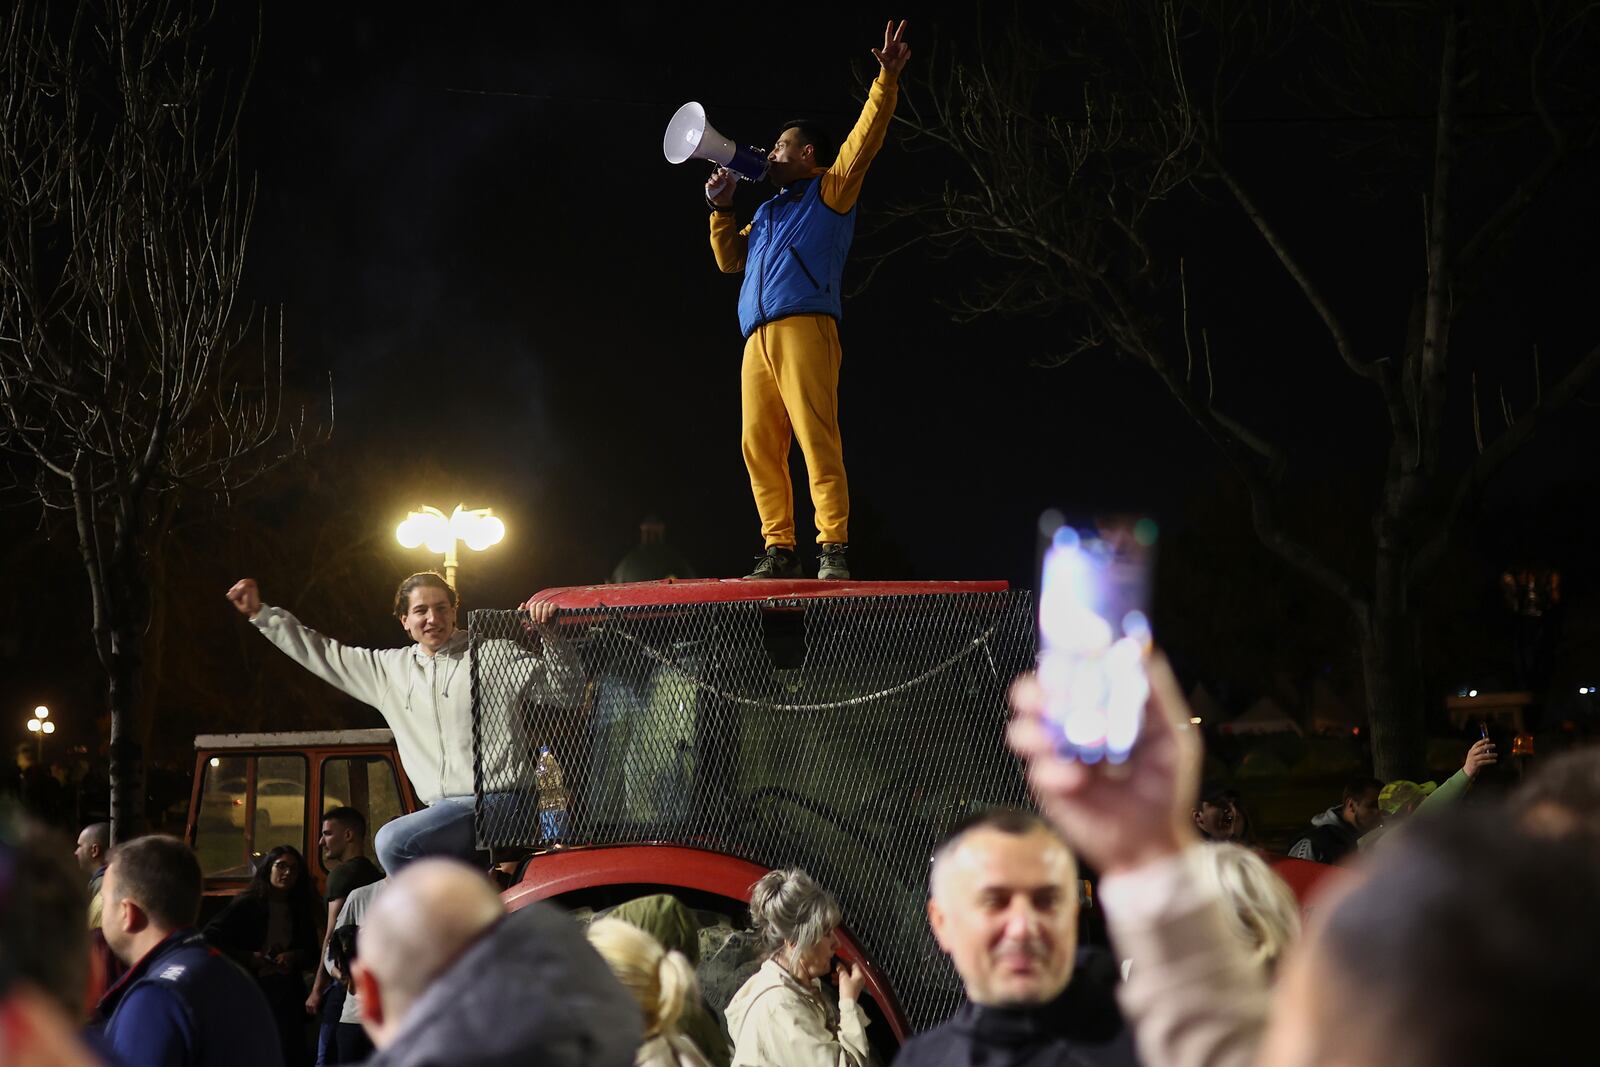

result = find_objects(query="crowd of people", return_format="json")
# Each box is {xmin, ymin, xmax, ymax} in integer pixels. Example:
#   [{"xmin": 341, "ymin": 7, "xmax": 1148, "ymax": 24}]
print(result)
[
  {"xmin": 9, "ymin": 6, "xmax": 1600, "ymax": 1063},
  {"xmin": 3, "ymin": 554, "xmax": 1594, "ymax": 1067},
  {"xmin": 7, "ymin": 704, "xmax": 1595, "ymax": 1067},
  {"xmin": 3, "ymin": 553, "xmax": 1592, "ymax": 1067}
]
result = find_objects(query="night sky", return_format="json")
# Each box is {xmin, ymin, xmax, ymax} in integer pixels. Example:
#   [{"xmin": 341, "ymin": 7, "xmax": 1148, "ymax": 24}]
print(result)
[
  {"xmin": 4, "ymin": 3, "xmax": 1598, "ymax": 757},
  {"xmin": 231, "ymin": 5, "xmax": 1240, "ymax": 583}
]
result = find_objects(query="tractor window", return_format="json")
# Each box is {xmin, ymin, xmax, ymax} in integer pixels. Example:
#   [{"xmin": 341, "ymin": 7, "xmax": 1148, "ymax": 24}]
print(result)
[
  {"xmin": 320, "ymin": 756, "xmax": 403, "ymax": 871},
  {"xmin": 193, "ymin": 755, "xmax": 251, "ymax": 878},
  {"xmin": 253, "ymin": 755, "xmax": 308, "ymax": 863}
]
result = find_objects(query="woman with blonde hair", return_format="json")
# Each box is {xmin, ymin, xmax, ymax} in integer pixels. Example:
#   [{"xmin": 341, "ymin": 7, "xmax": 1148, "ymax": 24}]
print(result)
[
  {"xmin": 588, "ymin": 918, "xmax": 714, "ymax": 1067},
  {"xmin": 1192, "ymin": 842, "xmax": 1301, "ymax": 976},
  {"xmin": 725, "ymin": 868, "xmax": 870, "ymax": 1067}
]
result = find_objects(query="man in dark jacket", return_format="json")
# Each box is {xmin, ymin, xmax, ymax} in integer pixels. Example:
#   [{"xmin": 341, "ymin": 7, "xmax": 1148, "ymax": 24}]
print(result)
[
  {"xmin": 351, "ymin": 858, "xmax": 640, "ymax": 1067},
  {"xmin": 894, "ymin": 809, "xmax": 1140, "ymax": 1067},
  {"xmin": 1286, "ymin": 778, "xmax": 1383, "ymax": 865},
  {"xmin": 95, "ymin": 835, "xmax": 282, "ymax": 1067}
]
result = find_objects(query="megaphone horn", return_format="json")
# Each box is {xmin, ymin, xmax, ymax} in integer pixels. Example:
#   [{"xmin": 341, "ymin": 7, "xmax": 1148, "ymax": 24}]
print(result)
[{"xmin": 663, "ymin": 102, "xmax": 770, "ymax": 183}]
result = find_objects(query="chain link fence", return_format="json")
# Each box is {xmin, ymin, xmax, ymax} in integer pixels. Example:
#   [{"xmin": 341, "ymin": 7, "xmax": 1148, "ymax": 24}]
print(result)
[{"xmin": 470, "ymin": 589, "xmax": 1036, "ymax": 1033}]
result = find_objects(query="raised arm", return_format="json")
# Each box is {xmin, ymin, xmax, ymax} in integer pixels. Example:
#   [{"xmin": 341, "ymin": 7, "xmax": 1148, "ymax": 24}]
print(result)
[
  {"xmin": 1007, "ymin": 656, "xmax": 1270, "ymax": 1067},
  {"xmin": 1420, "ymin": 737, "xmax": 1497, "ymax": 813},
  {"xmin": 819, "ymin": 20, "xmax": 909, "ymax": 213},
  {"xmin": 514, "ymin": 596, "xmax": 586, "ymax": 705},
  {"xmin": 707, "ymin": 167, "xmax": 751, "ymax": 273},
  {"xmin": 228, "ymin": 579, "xmax": 389, "ymax": 709}
]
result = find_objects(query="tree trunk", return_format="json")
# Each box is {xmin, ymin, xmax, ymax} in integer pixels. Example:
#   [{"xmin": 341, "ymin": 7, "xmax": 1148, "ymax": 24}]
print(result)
[
  {"xmin": 1362, "ymin": 535, "xmax": 1426, "ymax": 780},
  {"xmin": 107, "ymin": 630, "xmax": 148, "ymax": 844},
  {"xmin": 94, "ymin": 505, "xmax": 151, "ymax": 845}
]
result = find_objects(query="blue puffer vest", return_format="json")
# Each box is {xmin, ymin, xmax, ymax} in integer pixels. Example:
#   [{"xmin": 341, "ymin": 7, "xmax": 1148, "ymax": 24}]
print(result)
[{"xmin": 736, "ymin": 176, "xmax": 855, "ymax": 338}]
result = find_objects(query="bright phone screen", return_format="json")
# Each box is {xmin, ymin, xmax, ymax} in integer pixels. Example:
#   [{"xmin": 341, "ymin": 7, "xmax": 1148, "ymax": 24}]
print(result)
[{"xmin": 1037, "ymin": 515, "xmax": 1157, "ymax": 764}]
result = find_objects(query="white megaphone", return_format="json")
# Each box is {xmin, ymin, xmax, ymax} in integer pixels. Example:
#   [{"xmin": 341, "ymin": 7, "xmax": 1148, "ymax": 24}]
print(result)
[{"xmin": 663, "ymin": 102, "xmax": 770, "ymax": 183}]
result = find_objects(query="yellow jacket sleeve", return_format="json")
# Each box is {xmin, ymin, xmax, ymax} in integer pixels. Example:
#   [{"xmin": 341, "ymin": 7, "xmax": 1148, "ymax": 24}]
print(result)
[
  {"xmin": 819, "ymin": 69, "xmax": 900, "ymax": 213},
  {"xmin": 710, "ymin": 210, "xmax": 752, "ymax": 273}
]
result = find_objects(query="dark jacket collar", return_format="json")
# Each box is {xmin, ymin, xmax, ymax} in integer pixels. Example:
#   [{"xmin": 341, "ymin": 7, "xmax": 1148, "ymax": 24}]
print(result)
[
  {"xmin": 952, "ymin": 977, "xmax": 1125, "ymax": 1050},
  {"xmin": 97, "ymin": 928, "xmax": 199, "ymax": 1017},
  {"xmin": 921, "ymin": 954, "xmax": 1139, "ymax": 1067}
]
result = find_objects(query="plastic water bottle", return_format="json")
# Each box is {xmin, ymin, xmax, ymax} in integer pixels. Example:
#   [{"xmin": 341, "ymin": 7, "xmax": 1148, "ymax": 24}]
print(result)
[{"xmin": 535, "ymin": 745, "xmax": 570, "ymax": 845}]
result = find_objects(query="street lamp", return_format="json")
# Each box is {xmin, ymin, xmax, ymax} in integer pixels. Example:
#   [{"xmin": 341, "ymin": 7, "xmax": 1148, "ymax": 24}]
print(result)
[
  {"xmin": 396, "ymin": 504, "xmax": 506, "ymax": 588},
  {"xmin": 25, "ymin": 704, "xmax": 55, "ymax": 762}
]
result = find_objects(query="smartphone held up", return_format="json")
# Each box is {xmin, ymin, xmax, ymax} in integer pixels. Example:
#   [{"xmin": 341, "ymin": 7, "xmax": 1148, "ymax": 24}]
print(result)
[{"xmin": 1036, "ymin": 513, "xmax": 1157, "ymax": 764}]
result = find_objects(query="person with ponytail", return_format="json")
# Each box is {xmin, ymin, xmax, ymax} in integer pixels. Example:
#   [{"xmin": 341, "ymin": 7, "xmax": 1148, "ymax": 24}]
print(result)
[
  {"xmin": 724, "ymin": 868, "xmax": 870, "ymax": 1067},
  {"xmin": 588, "ymin": 918, "xmax": 714, "ymax": 1067}
]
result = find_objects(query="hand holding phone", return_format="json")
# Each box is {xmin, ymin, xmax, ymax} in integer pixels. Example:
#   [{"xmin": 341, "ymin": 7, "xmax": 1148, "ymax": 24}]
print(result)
[{"xmin": 1037, "ymin": 516, "xmax": 1156, "ymax": 765}]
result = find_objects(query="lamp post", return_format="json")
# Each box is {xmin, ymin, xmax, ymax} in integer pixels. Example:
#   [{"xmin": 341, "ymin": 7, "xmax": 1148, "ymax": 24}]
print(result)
[
  {"xmin": 25, "ymin": 704, "xmax": 55, "ymax": 763},
  {"xmin": 396, "ymin": 504, "xmax": 506, "ymax": 589}
]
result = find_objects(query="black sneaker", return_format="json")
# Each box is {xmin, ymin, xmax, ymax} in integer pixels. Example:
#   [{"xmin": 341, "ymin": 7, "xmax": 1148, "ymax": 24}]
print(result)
[
  {"xmin": 818, "ymin": 543, "xmax": 850, "ymax": 580},
  {"xmin": 746, "ymin": 546, "xmax": 803, "ymax": 579}
]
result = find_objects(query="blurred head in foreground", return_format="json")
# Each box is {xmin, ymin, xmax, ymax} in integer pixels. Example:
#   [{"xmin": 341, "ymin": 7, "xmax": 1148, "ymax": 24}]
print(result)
[{"xmin": 1260, "ymin": 809, "xmax": 1600, "ymax": 1067}]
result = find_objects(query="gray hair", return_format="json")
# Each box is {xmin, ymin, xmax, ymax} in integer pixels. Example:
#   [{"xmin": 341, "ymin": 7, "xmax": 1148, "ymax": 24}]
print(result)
[{"xmin": 749, "ymin": 867, "xmax": 841, "ymax": 964}]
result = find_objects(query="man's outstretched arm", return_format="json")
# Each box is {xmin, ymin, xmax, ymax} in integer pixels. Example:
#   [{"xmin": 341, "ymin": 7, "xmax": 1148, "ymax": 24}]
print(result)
[
  {"xmin": 227, "ymin": 578, "xmax": 389, "ymax": 709},
  {"xmin": 820, "ymin": 19, "xmax": 910, "ymax": 213}
]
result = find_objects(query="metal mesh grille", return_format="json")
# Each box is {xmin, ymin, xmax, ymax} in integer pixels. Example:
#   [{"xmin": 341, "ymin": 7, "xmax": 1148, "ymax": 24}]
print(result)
[{"xmin": 469, "ymin": 590, "xmax": 1036, "ymax": 1032}]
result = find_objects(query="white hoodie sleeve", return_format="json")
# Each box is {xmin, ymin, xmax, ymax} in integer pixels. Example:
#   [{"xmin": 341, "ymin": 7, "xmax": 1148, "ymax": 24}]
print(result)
[
  {"xmin": 251, "ymin": 604, "xmax": 391, "ymax": 710},
  {"xmin": 1100, "ymin": 848, "xmax": 1270, "ymax": 1067}
]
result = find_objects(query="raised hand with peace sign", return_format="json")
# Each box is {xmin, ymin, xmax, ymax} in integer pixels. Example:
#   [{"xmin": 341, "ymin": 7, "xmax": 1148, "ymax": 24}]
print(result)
[{"xmin": 871, "ymin": 20, "xmax": 910, "ymax": 76}]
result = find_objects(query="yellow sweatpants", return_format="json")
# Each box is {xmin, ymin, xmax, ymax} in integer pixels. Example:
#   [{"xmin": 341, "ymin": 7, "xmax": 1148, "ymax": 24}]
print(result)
[{"xmin": 740, "ymin": 314, "xmax": 848, "ymax": 548}]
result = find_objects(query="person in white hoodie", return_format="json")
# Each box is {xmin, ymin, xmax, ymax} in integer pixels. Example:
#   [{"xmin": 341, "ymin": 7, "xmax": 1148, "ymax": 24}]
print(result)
[{"xmin": 226, "ymin": 572, "xmax": 582, "ymax": 872}]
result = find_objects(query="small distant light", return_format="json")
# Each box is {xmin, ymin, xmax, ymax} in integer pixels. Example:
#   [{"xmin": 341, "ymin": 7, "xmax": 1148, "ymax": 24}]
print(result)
[
  {"xmin": 41, "ymin": 722, "xmax": 54, "ymax": 734},
  {"xmin": 209, "ymin": 757, "xmax": 220, "ymax": 767},
  {"xmin": 1468, "ymin": 689, "xmax": 1479, "ymax": 698},
  {"xmin": 1352, "ymin": 727, "xmax": 1361, "ymax": 736},
  {"xmin": 1189, "ymin": 716, "xmax": 1203, "ymax": 725},
  {"xmin": 1580, "ymin": 687, "xmax": 1590, "ymax": 695}
]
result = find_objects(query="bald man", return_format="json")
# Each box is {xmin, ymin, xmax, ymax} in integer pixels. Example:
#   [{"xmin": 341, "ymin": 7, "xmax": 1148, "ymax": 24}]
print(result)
[
  {"xmin": 893, "ymin": 809, "xmax": 1138, "ymax": 1067},
  {"xmin": 351, "ymin": 859, "xmax": 640, "ymax": 1067}
]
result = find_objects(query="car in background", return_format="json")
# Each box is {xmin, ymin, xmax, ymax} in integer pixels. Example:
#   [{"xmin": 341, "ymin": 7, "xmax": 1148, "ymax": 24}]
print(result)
[{"xmin": 199, "ymin": 776, "xmax": 349, "ymax": 831}]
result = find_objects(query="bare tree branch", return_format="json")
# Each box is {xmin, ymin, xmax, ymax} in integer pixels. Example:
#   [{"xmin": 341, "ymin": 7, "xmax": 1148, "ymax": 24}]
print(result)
[
  {"xmin": 860, "ymin": 1, "xmax": 1598, "ymax": 779},
  {"xmin": 1208, "ymin": 156, "xmax": 1386, "ymax": 389},
  {"xmin": 1413, "ymin": 339, "xmax": 1600, "ymax": 586},
  {"xmin": 0, "ymin": 0, "xmax": 329, "ymax": 839}
]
